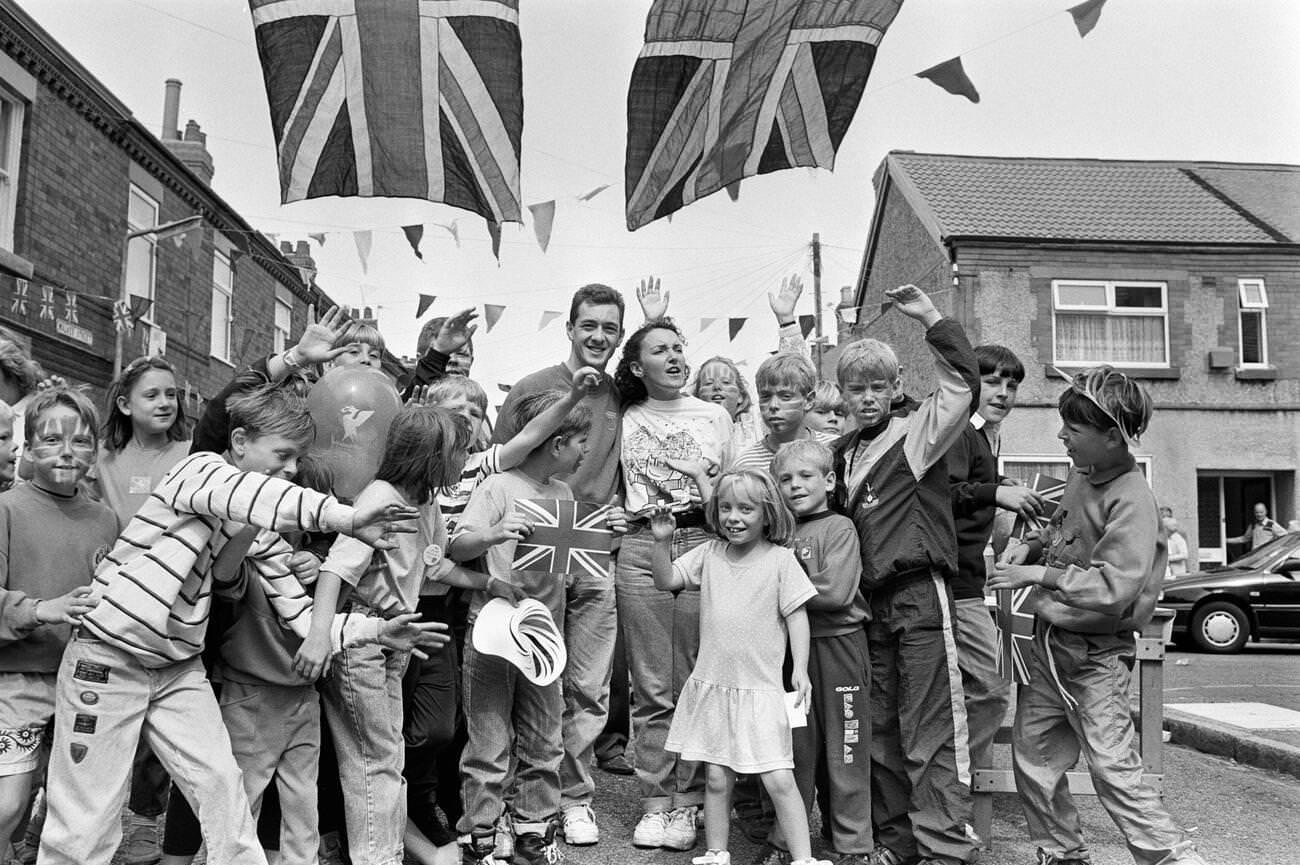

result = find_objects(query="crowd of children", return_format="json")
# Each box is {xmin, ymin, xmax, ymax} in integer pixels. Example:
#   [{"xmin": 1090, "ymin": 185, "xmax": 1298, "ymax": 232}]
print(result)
[{"xmin": 0, "ymin": 277, "xmax": 1211, "ymax": 865}]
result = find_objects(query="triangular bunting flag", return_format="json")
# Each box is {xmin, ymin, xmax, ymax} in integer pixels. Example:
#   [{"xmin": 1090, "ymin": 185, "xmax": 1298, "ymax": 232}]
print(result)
[
  {"xmin": 402, "ymin": 225, "xmax": 425, "ymax": 260},
  {"xmin": 917, "ymin": 57, "xmax": 980, "ymax": 103},
  {"xmin": 539, "ymin": 310, "xmax": 562, "ymax": 330},
  {"xmin": 128, "ymin": 295, "xmax": 153, "ymax": 322},
  {"xmin": 308, "ymin": 232, "xmax": 326, "ymax": 245},
  {"xmin": 728, "ymin": 318, "xmax": 746, "ymax": 341},
  {"xmin": 700, "ymin": 317, "xmax": 717, "ymax": 332},
  {"xmin": 528, "ymin": 201, "xmax": 556, "ymax": 253},
  {"xmin": 498, "ymin": 383, "xmax": 513, "ymax": 393},
  {"xmin": 434, "ymin": 220, "xmax": 460, "ymax": 248},
  {"xmin": 416, "ymin": 294, "xmax": 437, "ymax": 318},
  {"xmin": 798, "ymin": 314, "xmax": 816, "ymax": 338},
  {"xmin": 484, "ymin": 303, "xmax": 505, "ymax": 333},
  {"xmin": 264, "ymin": 232, "xmax": 279, "ymax": 245},
  {"xmin": 236, "ymin": 329, "xmax": 257, "ymax": 363},
  {"xmin": 355, "ymin": 230, "xmax": 372, "ymax": 273},
  {"xmin": 725, "ymin": 181, "xmax": 740, "ymax": 202},
  {"xmin": 112, "ymin": 300, "xmax": 131, "ymax": 333},
  {"xmin": 577, "ymin": 184, "xmax": 611, "ymax": 202},
  {"xmin": 296, "ymin": 265, "xmax": 314, "ymax": 286},
  {"xmin": 486, "ymin": 219, "xmax": 502, "ymax": 262},
  {"xmin": 1068, "ymin": 0, "xmax": 1107, "ymax": 37}
]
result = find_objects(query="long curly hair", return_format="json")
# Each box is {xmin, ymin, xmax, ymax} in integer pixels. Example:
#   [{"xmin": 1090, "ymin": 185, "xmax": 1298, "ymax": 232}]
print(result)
[{"xmin": 614, "ymin": 318, "xmax": 687, "ymax": 406}]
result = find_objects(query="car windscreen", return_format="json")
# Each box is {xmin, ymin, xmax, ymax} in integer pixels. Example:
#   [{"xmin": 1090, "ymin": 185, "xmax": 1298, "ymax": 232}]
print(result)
[{"xmin": 1229, "ymin": 533, "xmax": 1300, "ymax": 569}]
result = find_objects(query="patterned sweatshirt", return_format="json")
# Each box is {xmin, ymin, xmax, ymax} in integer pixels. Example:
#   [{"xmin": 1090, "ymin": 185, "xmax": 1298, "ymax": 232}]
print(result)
[{"xmin": 80, "ymin": 451, "xmax": 370, "ymax": 667}]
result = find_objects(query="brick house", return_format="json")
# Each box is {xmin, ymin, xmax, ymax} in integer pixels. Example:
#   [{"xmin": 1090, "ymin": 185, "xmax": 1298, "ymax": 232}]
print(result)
[
  {"xmin": 846, "ymin": 150, "xmax": 1300, "ymax": 567},
  {"xmin": 0, "ymin": 0, "xmax": 334, "ymax": 411}
]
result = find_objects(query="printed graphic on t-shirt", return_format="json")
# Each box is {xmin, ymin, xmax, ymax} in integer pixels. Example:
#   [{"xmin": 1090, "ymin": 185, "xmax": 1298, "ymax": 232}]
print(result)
[
  {"xmin": 623, "ymin": 424, "xmax": 699, "ymax": 507},
  {"xmin": 128, "ymin": 476, "xmax": 152, "ymax": 495}
]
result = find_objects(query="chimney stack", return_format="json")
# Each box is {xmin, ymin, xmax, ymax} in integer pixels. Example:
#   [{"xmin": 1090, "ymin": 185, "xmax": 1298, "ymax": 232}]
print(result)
[
  {"xmin": 162, "ymin": 79, "xmax": 181, "ymax": 140},
  {"xmin": 281, "ymin": 239, "xmax": 318, "ymax": 287},
  {"xmin": 159, "ymin": 79, "xmax": 215, "ymax": 184}
]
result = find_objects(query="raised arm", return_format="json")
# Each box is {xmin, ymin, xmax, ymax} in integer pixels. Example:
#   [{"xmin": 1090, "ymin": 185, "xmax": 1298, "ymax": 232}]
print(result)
[
  {"xmin": 495, "ymin": 366, "xmax": 601, "ymax": 470},
  {"xmin": 648, "ymin": 510, "xmax": 685, "ymax": 591}
]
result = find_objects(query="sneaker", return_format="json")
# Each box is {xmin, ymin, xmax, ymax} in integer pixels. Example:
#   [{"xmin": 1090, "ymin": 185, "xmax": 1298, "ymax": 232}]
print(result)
[
  {"xmin": 663, "ymin": 806, "xmax": 700, "ymax": 851},
  {"xmin": 559, "ymin": 804, "xmax": 598, "ymax": 846},
  {"xmin": 122, "ymin": 813, "xmax": 160, "ymax": 865},
  {"xmin": 460, "ymin": 833, "xmax": 500, "ymax": 865},
  {"xmin": 751, "ymin": 845, "xmax": 791, "ymax": 865},
  {"xmin": 693, "ymin": 851, "xmax": 733, "ymax": 865},
  {"xmin": 1034, "ymin": 851, "xmax": 1088, "ymax": 865},
  {"xmin": 862, "ymin": 849, "xmax": 915, "ymax": 865},
  {"xmin": 596, "ymin": 753, "xmax": 634, "ymax": 776},
  {"xmin": 513, "ymin": 825, "xmax": 562, "ymax": 865},
  {"xmin": 632, "ymin": 811, "xmax": 671, "ymax": 848},
  {"xmin": 494, "ymin": 813, "xmax": 515, "ymax": 861}
]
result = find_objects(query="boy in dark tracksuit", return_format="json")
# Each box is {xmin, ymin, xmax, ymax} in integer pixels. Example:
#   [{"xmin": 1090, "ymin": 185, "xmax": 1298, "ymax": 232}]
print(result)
[
  {"xmin": 830, "ymin": 284, "xmax": 979, "ymax": 865},
  {"xmin": 770, "ymin": 439, "xmax": 874, "ymax": 862},
  {"xmin": 989, "ymin": 367, "xmax": 1207, "ymax": 865}
]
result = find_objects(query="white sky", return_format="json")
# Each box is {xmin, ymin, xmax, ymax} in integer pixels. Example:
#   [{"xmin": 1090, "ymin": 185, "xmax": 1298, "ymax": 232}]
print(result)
[{"xmin": 19, "ymin": 0, "xmax": 1300, "ymax": 398}]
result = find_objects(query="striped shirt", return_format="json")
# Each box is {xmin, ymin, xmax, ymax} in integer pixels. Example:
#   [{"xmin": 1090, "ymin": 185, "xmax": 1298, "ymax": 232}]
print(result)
[
  {"xmin": 81, "ymin": 451, "xmax": 355, "ymax": 667},
  {"xmin": 438, "ymin": 445, "xmax": 503, "ymax": 533},
  {"xmin": 729, "ymin": 430, "xmax": 837, "ymax": 474}
]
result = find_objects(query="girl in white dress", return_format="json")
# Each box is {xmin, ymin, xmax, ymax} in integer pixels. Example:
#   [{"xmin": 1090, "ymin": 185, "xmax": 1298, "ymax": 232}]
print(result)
[{"xmin": 648, "ymin": 469, "xmax": 829, "ymax": 865}]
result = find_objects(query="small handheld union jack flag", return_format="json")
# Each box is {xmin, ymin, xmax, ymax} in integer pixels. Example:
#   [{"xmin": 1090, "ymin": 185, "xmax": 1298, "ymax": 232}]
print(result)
[
  {"xmin": 993, "ymin": 587, "xmax": 1035, "ymax": 684},
  {"xmin": 511, "ymin": 500, "xmax": 614, "ymax": 579},
  {"xmin": 1009, "ymin": 473, "xmax": 1067, "ymax": 542}
]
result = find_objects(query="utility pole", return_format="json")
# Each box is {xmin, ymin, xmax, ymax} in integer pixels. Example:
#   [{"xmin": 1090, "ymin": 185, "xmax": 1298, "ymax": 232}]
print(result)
[{"xmin": 812, "ymin": 232, "xmax": 823, "ymax": 381}]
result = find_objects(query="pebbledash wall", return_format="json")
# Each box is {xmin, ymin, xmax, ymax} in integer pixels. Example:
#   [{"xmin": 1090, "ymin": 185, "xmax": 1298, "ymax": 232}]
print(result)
[
  {"xmin": 0, "ymin": 0, "xmax": 334, "ymax": 410},
  {"xmin": 846, "ymin": 151, "xmax": 1300, "ymax": 567}
]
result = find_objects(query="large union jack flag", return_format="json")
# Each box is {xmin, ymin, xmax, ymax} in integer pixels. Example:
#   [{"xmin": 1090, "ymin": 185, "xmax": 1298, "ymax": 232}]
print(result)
[
  {"xmin": 625, "ymin": 0, "xmax": 903, "ymax": 230},
  {"xmin": 249, "ymin": 0, "xmax": 522, "ymax": 222},
  {"xmin": 512, "ymin": 500, "xmax": 614, "ymax": 579}
]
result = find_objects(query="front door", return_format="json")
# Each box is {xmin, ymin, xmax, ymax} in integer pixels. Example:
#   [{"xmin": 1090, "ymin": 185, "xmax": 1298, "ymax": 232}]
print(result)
[{"xmin": 1197, "ymin": 472, "xmax": 1275, "ymax": 567}]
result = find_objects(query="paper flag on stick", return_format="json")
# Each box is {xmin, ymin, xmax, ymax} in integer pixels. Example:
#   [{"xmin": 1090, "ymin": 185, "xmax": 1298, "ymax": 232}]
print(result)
[
  {"xmin": 539, "ymin": 310, "xmax": 562, "ymax": 330},
  {"xmin": 486, "ymin": 219, "xmax": 502, "ymax": 262},
  {"xmin": 798, "ymin": 314, "xmax": 816, "ymax": 338},
  {"xmin": 993, "ymin": 588, "xmax": 1035, "ymax": 684},
  {"xmin": 308, "ymin": 232, "xmax": 326, "ymax": 245},
  {"xmin": 728, "ymin": 318, "xmax": 746, "ymax": 341},
  {"xmin": 917, "ymin": 56, "xmax": 980, "ymax": 103},
  {"xmin": 528, "ymin": 201, "xmax": 556, "ymax": 253},
  {"xmin": 402, "ymin": 225, "xmax": 424, "ymax": 260},
  {"xmin": 1069, "ymin": 0, "xmax": 1107, "ymax": 37},
  {"xmin": 354, "ymin": 230, "xmax": 372, "ymax": 273},
  {"xmin": 484, "ymin": 303, "xmax": 505, "ymax": 333},
  {"xmin": 577, "ymin": 184, "xmax": 611, "ymax": 202},
  {"xmin": 1009, "ymin": 473, "xmax": 1067, "ymax": 542},
  {"xmin": 511, "ymin": 500, "xmax": 614, "ymax": 579},
  {"xmin": 416, "ymin": 294, "xmax": 437, "ymax": 318}
]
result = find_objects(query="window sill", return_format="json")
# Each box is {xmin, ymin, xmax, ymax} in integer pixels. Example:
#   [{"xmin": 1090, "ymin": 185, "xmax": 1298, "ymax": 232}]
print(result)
[
  {"xmin": 0, "ymin": 247, "xmax": 34, "ymax": 279},
  {"xmin": 1045, "ymin": 365, "xmax": 1181, "ymax": 381},
  {"xmin": 210, "ymin": 354, "xmax": 235, "ymax": 369},
  {"xmin": 1234, "ymin": 366, "xmax": 1277, "ymax": 381}
]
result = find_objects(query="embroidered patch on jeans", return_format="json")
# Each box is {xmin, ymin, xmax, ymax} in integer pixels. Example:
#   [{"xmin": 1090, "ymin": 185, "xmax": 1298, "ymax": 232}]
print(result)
[
  {"xmin": 79, "ymin": 691, "xmax": 99, "ymax": 705},
  {"xmin": 72, "ymin": 714, "xmax": 97, "ymax": 734},
  {"xmin": 72, "ymin": 661, "xmax": 110, "ymax": 684},
  {"xmin": 70, "ymin": 743, "xmax": 87, "ymax": 763}
]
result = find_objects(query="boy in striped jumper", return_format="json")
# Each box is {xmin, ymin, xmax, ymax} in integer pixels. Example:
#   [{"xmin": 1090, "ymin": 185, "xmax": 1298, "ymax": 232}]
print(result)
[{"xmin": 37, "ymin": 386, "xmax": 432, "ymax": 865}]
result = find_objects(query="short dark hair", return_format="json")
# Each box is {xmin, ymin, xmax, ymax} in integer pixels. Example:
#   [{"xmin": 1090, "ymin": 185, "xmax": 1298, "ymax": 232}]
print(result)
[
  {"xmin": 1057, "ymin": 365, "xmax": 1152, "ymax": 446},
  {"xmin": 975, "ymin": 344, "xmax": 1025, "ymax": 382},
  {"xmin": 226, "ymin": 384, "xmax": 315, "ymax": 447},
  {"xmin": 374, "ymin": 406, "xmax": 470, "ymax": 504},
  {"xmin": 568, "ymin": 284, "xmax": 625, "ymax": 327},
  {"xmin": 511, "ymin": 390, "xmax": 592, "ymax": 446},
  {"xmin": 614, "ymin": 318, "xmax": 686, "ymax": 405}
]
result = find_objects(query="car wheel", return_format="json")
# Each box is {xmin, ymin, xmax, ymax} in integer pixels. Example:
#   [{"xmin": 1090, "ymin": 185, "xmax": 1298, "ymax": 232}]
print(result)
[{"xmin": 1190, "ymin": 601, "xmax": 1250, "ymax": 653}]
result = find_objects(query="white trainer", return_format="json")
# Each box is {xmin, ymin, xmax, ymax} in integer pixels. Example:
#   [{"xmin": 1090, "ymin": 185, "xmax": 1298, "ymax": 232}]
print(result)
[
  {"xmin": 632, "ymin": 811, "xmax": 671, "ymax": 848},
  {"xmin": 662, "ymin": 806, "xmax": 699, "ymax": 851},
  {"xmin": 560, "ymin": 803, "xmax": 599, "ymax": 846}
]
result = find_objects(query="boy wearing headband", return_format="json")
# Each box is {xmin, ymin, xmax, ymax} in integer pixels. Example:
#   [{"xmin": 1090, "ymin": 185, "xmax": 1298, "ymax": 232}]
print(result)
[{"xmin": 988, "ymin": 366, "xmax": 1207, "ymax": 865}]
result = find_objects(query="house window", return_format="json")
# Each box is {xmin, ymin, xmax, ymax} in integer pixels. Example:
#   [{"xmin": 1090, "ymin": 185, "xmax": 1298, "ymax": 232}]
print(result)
[
  {"xmin": 211, "ymin": 250, "xmax": 233, "ymax": 362},
  {"xmin": 1000, "ymin": 454, "xmax": 1151, "ymax": 486},
  {"xmin": 0, "ymin": 89, "xmax": 24, "ymax": 251},
  {"xmin": 1237, "ymin": 279, "xmax": 1268, "ymax": 366},
  {"xmin": 1052, "ymin": 280, "xmax": 1168, "ymax": 368},
  {"xmin": 125, "ymin": 185, "xmax": 160, "ymax": 320},
  {"xmin": 274, "ymin": 293, "xmax": 292, "ymax": 355}
]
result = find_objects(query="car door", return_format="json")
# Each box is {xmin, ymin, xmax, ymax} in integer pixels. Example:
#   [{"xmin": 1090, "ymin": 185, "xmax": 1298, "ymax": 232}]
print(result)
[{"xmin": 1256, "ymin": 557, "xmax": 1300, "ymax": 636}]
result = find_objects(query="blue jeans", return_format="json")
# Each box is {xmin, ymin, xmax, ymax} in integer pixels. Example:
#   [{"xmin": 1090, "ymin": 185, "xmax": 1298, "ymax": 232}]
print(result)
[
  {"xmin": 320, "ymin": 643, "xmax": 409, "ymax": 865},
  {"xmin": 559, "ymin": 570, "xmax": 617, "ymax": 809},
  {"xmin": 615, "ymin": 526, "xmax": 708, "ymax": 813},
  {"xmin": 458, "ymin": 633, "xmax": 564, "ymax": 837}
]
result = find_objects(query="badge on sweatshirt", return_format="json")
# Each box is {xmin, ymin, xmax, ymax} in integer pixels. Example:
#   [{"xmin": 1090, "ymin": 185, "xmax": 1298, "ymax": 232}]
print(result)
[
  {"xmin": 70, "ymin": 743, "xmax": 87, "ymax": 764},
  {"xmin": 73, "ymin": 714, "xmax": 97, "ymax": 734},
  {"xmin": 72, "ymin": 661, "xmax": 109, "ymax": 684},
  {"xmin": 422, "ymin": 544, "xmax": 443, "ymax": 567},
  {"xmin": 79, "ymin": 691, "xmax": 99, "ymax": 706}
]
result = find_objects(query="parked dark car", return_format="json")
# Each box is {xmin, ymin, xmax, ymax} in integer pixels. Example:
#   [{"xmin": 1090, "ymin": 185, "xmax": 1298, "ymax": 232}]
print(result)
[{"xmin": 1162, "ymin": 533, "xmax": 1300, "ymax": 653}]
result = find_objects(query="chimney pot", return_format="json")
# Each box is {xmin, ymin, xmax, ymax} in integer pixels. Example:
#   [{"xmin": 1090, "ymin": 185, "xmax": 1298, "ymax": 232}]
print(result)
[
  {"xmin": 280, "ymin": 241, "xmax": 294, "ymax": 254},
  {"xmin": 295, "ymin": 240, "xmax": 310, "ymax": 256},
  {"xmin": 838, "ymin": 285, "xmax": 854, "ymax": 306},
  {"xmin": 162, "ymin": 79, "xmax": 182, "ymax": 140},
  {"xmin": 183, "ymin": 119, "xmax": 206, "ymax": 145}
]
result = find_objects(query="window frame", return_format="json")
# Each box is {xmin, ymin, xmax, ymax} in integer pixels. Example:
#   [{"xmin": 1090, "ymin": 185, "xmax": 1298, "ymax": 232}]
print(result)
[
  {"xmin": 1050, "ymin": 279, "xmax": 1170, "ymax": 369},
  {"xmin": 1236, "ymin": 278, "xmax": 1269, "ymax": 368},
  {"xmin": 999, "ymin": 453, "xmax": 1152, "ymax": 486},
  {"xmin": 273, "ymin": 293, "xmax": 293, "ymax": 355},
  {"xmin": 0, "ymin": 85, "xmax": 24, "ymax": 251},
  {"xmin": 125, "ymin": 184, "xmax": 161, "ymax": 324},
  {"xmin": 210, "ymin": 249, "xmax": 234, "ymax": 363}
]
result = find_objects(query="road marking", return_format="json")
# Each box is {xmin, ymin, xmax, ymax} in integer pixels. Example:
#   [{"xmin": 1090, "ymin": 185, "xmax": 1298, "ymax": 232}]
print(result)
[{"xmin": 1170, "ymin": 702, "xmax": 1300, "ymax": 730}]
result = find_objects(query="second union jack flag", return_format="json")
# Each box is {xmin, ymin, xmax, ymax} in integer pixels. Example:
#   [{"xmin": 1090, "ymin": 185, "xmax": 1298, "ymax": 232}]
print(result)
[
  {"xmin": 512, "ymin": 500, "xmax": 614, "ymax": 579},
  {"xmin": 1009, "ymin": 473, "xmax": 1067, "ymax": 542},
  {"xmin": 249, "ymin": 0, "xmax": 522, "ymax": 222},
  {"xmin": 993, "ymin": 587, "xmax": 1035, "ymax": 685},
  {"xmin": 625, "ymin": 0, "xmax": 903, "ymax": 230}
]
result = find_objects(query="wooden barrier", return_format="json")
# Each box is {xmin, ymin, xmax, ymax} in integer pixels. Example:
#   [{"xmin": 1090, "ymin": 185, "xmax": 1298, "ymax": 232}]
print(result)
[{"xmin": 970, "ymin": 608, "xmax": 1175, "ymax": 848}]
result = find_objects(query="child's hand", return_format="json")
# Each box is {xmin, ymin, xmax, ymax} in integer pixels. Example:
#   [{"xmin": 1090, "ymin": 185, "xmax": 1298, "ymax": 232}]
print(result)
[
  {"xmin": 293, "ymin": 305, "xmax": 350, "ymax": 366},
  {"xmin": 431, "ymin": 308, "xmax": 479, "ymax": 356},
  {"xmin": 649, "ymin": 508, "xmax": 676, "ymax": 541},
  {"xmin": 636, "ymin": 276, "xmax": 669, "ymax": 319},
  {"xmin": 999, "ymin": 541, "xmax": 1032, "ymax": 566},
  {"xmin": 490, "ymin": 512, "xmax": 533, "ymax": 545},
  {"xmin": 995, "ymin": 485, "xmax": 1046, "ymax": 523},
  {"xmin": 38, "ymin": 586, "xmax": 96, "ymax": 625},
  {"xmin": 377, "ymin": 613, "xmax": 451, "ymax": 659},
  {"xmin": 791, "ymin": 668, "xmax": 812, "ymax": 711},
  {"xmin": 287, "ymin": 551, "xmax": 322, "ymax": 586},
  {"xmin": 407, "ymin": 385, "xmax": 435, "ymax": 407},
  {"xmin": 569, "ymin": 365, "xmax": 602, "ymax": 398},
  {"xmin": 987, "ymin": 563, "xmax": 1045, "ymax": 591},
  {"xmin": 292, "ymin": 630, "xmax": 333, "ymax": 681},
  {"xmin": 768, "ymin": 274, "xmax": 804, "ymax": 322},
  {"xmin": 605, "ymin": 506, "xmax": 629, "ymax": 535},
  {"xmin": 660, "ymin": 454, "xmax": 713, "ymax": 482},
  {"xmin": 485, "ymin": 576, "xmax": 527, "ymax": 605},
  {"xmin": 349, "ymin": 503, "xmax": 421, "ymax": 550},
  {"xmin": 884, "ymin": 284, "xmax": 940, "ymax": 326}
]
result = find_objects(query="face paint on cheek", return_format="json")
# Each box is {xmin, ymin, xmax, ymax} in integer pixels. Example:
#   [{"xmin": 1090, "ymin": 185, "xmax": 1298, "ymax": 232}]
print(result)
[{"xmin": 32, "ymin": 416, "xmax": 95, "ymax": 471}]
